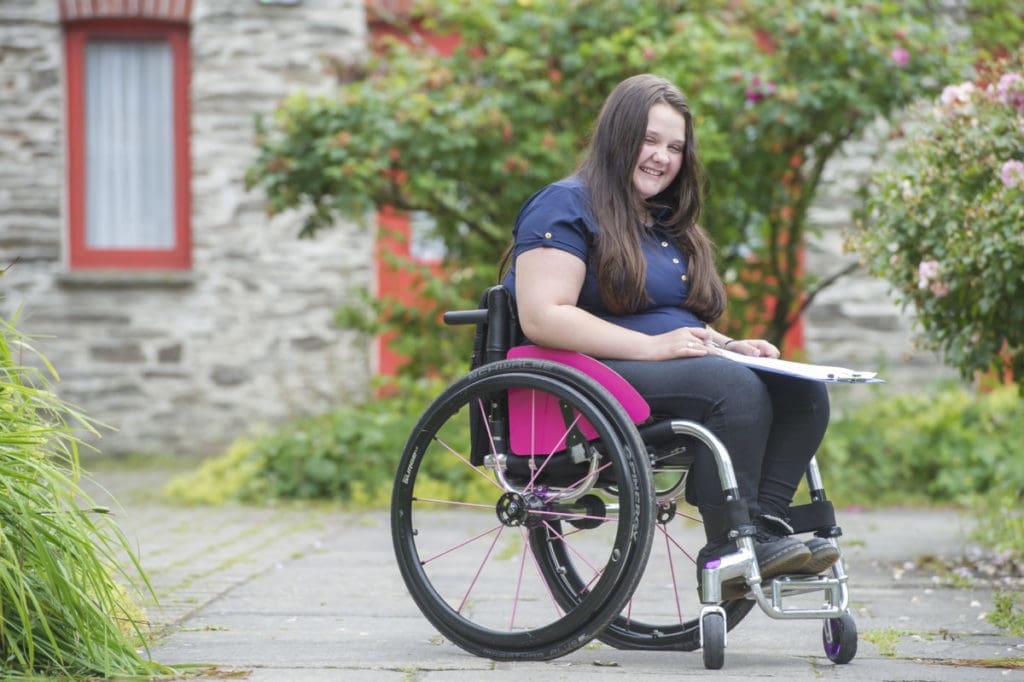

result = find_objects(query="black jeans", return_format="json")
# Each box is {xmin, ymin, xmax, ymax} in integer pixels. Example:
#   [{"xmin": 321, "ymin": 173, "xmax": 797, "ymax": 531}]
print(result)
[{"xmin": 603, "ymin": 355, "xmax": 830, "ymax": 523}]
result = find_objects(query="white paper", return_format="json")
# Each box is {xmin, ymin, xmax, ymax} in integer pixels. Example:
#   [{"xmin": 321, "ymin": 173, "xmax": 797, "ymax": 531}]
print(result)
[{"xmin": 717, "ymin": 348, "xmax": 879, "ymax": 383}]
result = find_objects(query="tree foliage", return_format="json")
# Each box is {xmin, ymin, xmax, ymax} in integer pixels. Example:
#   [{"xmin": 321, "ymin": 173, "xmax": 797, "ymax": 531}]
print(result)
[
  {"xmin": 246, "ymin": 0, "xmax": 958, "ymax": 376},
  {"xmin": 855, "ymin": 54, "xmax": 1024, "ymax": 386}
]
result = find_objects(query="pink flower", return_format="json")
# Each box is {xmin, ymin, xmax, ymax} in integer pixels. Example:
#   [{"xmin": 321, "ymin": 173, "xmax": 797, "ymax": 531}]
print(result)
[
  {"xmin": 890, "ymin": 46, "xmax": 910, "ymax": 67},
  {"xmin": 939, "ymin": 81, "xmax": 976, "ymax": 110},
  {"xmin": 1000, "ymin": 159, "xmax": 1024, "ymax": 188},
  {"xmin": 642, "ymin": 47, "xmax": 657, "ymax": 61},
  {"xmin": 995, "ymin": 72, "xmax": 1024, "ymax": 112},
  {"xmin": 918, "ymin": 259, "xmax": 939, "ymax": 289},
  {"xmin": 745, "ymin": 75, "xmax": 777, "ymax": 103},
  {"xmin": 918, "ymin": 259, "xmax": 948, "ymax": 296}
]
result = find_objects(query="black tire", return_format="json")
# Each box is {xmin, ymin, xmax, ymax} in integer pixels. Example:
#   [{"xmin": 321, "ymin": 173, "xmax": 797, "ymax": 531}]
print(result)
[
  {"xmin": 701, "ymin": 611, "xmax": 726, "ymax": 670},
  {"xmin": 534, "ymin": 454, "xmax": 754, "ymax": 651},
  {"xmin": 391, "ymin": 358, "xmax": 655, "ymax": 661},
  {"xmin": 823, "ymin": 611, "xmax": 858, "ymax": 664}
]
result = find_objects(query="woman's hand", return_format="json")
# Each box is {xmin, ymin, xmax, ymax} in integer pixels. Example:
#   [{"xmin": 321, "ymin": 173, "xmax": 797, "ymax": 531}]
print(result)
[
  {"xmin": 646, "ymin": 327, "xmax": 718, "ymax": 360},
  {"xmin": 723, "ymin": 338, "xmax": 780, "ymax": 359}
]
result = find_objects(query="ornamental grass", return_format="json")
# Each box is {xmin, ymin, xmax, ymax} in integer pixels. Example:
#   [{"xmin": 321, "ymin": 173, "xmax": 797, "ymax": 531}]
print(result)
[{"xmin": 0, "ymin": 307, "xmax": 168, "ymax": 678}]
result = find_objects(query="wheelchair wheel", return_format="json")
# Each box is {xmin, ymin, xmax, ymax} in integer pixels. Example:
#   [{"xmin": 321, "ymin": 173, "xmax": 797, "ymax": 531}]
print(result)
[
  {"xmin": 392, "ymin": 358, "xmax": 655, "ymax": 661},
  {"xmin": 701, "ymin": 610, "xmax": 726, "ymax": 670},
  {"xmin": 823, "ymin": 611, "xmax": 858, "ymax": 664},
  {"xmin": 533, "ymin": 470, "xmax": 754, "ymax": 651}
]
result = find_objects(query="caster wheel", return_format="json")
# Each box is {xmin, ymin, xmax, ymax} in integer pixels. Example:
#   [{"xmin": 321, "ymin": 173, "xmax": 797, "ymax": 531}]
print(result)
[
  {"xmin": 701, "ymin": 611, "xmax": 726, "ymax": 670},
  {"xmin": 823, "ymin": 611, "xmax": 858, "ymax": 664}
]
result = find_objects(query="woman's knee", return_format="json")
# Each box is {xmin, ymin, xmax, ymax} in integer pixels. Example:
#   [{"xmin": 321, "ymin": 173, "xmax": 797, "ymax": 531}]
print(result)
[{"xmin": 761, "ymin": 373, "xmax": 830, "ymax": 424}]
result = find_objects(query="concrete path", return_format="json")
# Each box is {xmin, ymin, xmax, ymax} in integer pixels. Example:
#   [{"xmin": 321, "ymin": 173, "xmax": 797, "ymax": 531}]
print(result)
[{"xmin": 91, "ymin": 468, "xmax": 1023, "ymax": 681}]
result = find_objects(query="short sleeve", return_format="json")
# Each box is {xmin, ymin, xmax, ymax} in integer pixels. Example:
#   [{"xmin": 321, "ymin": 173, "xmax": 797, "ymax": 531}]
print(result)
[{"xmin": 511, "ymin": 180, "xmax": 594, "ymax": 264}]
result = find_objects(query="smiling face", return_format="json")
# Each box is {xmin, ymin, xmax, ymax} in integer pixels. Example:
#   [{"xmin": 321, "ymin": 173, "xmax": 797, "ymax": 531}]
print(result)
[{"xmin": 632, "ymin": 102, "xmax": 687, "ymax": 200}]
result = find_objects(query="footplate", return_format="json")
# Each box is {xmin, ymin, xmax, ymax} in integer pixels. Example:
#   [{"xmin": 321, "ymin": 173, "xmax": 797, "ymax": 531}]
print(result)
[{"xmin": 749, "ymin": 572, "xmax": 849, "ymax": 619}]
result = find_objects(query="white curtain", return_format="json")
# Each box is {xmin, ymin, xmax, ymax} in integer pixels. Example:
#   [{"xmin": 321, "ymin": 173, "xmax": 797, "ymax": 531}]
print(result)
[{"xmin": 85, "ymin": 40, "xmax": 174, "ymax": 249}]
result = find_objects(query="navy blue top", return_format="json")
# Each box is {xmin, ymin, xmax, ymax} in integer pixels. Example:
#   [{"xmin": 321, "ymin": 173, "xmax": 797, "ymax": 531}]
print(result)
[{"xmin": 503, "ymin": 177, "xmax": 704, "ymax": 336}]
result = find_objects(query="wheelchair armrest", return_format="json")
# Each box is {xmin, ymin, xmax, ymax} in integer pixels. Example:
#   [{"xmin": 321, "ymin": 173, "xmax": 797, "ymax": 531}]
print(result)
[{"xmin": 443, "ymin": 309, "xmax": 488, "ymax": 326}]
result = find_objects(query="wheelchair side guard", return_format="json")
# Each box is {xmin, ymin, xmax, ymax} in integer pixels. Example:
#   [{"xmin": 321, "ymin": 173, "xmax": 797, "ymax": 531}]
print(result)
[
  {"xmin": 507, "ymin": 346, "xmax": 651, "ymax": 422},
  {"xmin": 505, "ymin": 346, "xmax": 652, "ymax": 456}
]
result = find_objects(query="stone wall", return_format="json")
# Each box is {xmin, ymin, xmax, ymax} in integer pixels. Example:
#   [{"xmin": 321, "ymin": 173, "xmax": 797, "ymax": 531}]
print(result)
[{"xmin": 0, "ymin": 0, "xmax": 375, "ymax": 457}]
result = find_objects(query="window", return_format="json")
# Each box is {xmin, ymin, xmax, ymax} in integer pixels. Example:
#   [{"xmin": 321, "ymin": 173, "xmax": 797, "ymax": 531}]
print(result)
[{"xmin": 64, "ymin": 19, "xmax": 191, "ymax": 269}]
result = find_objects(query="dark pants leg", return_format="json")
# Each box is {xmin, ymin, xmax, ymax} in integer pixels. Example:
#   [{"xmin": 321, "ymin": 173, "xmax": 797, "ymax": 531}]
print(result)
[
  {"xmin": 753, "ymin": 371, "xmax": 830, "ymax": 517},
  {"xmin": 603, "ymin": 356, "xmax": 829, "ymax": 519}
]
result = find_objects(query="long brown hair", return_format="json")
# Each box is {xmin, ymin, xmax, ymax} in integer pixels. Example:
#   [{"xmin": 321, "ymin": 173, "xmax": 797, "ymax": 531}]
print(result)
[{"xmin": 577, "ymin": 74, "xmax": 725, "ymax": 323}]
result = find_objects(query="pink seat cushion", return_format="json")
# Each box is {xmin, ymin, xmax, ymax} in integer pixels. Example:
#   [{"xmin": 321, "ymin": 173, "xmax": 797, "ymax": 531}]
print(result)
[{"xmin": 505, "ymin": 346, "xmax": 651, "ymax": 456}]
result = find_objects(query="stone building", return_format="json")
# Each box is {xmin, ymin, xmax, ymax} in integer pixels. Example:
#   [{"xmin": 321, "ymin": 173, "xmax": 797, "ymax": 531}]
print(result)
[
  {"xmin": 0, "ymin": 0, "xmax": 950, "ymax": 458},
  {"xmin": 1, "ymin": 0, "xmax": 375, "ymax": 456}
]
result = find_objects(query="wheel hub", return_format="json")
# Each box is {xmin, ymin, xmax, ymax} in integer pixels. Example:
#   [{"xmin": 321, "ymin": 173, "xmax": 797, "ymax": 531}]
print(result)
[
  {"xmin": 656, "ymin": 501, "xmax": 677, "ymax": 525},
  {"xmin": 496, "ymin": 491, "xmax": 545, "ymax": 527}
]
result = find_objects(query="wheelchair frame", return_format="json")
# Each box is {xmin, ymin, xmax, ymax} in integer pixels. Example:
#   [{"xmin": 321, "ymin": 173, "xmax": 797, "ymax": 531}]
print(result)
[{"xmin": 392, "ymin": 285, "xmax": 858, "ymax": 669}]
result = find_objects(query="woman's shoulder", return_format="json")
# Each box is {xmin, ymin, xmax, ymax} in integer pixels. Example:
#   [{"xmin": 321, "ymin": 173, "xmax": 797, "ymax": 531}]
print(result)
[{"xmin": 524, "ymin": 176, "xmax": 589, "ymax": 210}]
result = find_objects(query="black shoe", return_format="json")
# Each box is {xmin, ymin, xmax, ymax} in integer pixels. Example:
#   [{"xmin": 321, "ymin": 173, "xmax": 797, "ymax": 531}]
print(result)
[
  {"xmin": 753, "ymin": 515, "xmax": 811, "ymax": 578},
  {"xmin": 796, "ymin": 537, "xmax": 840, "ymax": 574}
]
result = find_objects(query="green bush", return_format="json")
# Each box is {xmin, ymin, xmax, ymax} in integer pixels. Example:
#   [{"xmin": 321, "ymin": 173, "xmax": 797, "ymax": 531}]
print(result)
[
  {"xmin": 0, "ymin": 309, "xmax": 167, "ymax": 677},
  {"xmin": 166, "ymin": 376, "xmax": 491, "ymax": 507},
  {"xmin": 973, "ymin": 486, "xmax": 1024, "ymax": 559},
  {"xmin": 818, "ymin": 383, "xmax": 1024, "ymax": 508},
  {"xmin": 173, "ymin": 375, "xmax": 1023, "ymax": 523}
]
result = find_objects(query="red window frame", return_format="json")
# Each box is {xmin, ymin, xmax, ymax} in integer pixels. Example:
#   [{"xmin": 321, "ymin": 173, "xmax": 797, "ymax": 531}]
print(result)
[{"xmin": 64, "ymin": 19, "xmax": 192, "ymax": 270}]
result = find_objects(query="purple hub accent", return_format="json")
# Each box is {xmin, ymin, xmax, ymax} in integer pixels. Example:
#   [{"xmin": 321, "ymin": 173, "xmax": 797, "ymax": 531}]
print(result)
[
  {"xmin": 824, "ymin": 621, "xmax": 842, "ymax": 655},
  {"xmin": 705, "ymin": 559, "xmax": 722, "ymax": 570}
]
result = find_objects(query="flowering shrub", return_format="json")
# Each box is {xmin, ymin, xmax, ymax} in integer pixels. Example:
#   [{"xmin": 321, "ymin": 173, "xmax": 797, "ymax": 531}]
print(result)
[{"xmin": 856, "ymin": 54, "xmax": 1024, "ymax": 385}]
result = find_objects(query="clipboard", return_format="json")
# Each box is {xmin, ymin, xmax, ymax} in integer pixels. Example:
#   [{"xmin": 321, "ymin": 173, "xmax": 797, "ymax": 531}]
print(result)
[{"xmin": 718, "ymin": 348, "xmax": 882, "ymax": 384}]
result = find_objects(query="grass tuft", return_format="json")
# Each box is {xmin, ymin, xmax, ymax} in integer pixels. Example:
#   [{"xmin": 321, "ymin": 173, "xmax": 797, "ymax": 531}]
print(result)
[{"xmin": 0, "ymin": 308, "xmax": 170, "ymax": 677}]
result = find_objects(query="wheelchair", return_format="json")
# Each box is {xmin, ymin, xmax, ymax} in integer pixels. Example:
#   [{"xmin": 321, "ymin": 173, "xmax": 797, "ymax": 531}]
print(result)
[{"xmin": 391, "ymin": 286, "xmax": 858, "ymax": 669}]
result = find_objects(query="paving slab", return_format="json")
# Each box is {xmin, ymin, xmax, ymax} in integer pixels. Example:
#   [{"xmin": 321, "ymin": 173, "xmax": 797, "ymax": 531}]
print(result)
[{"xmin": 89, "ymin": 468, "xmax": 1023, "ymax": 681}]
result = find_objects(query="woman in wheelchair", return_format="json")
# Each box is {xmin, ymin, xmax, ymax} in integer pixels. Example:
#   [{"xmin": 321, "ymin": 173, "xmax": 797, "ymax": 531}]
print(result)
[{"xmin": 501, "ymin": 73, "xmax": 839, "ymax": 598}]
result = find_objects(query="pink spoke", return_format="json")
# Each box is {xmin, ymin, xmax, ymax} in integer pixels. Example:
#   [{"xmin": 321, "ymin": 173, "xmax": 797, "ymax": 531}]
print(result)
[
  {"xmin": 542, "ymin": 520, "xmax": 605, "ymax": 588},
  {"xmin": 526, "ymin": 402, "xmax": 582, "ymax": 489},
  {"xmin": 529, "ymin": 507, "xmax": 617, "ymax": 524},
  {"xmin": 659, "ymin": 524, "xmax": 685, "ymax": 625},
  {"xmin": 663, "ymin": 528, "xmax": 698, "ymax": 565},
  {"xmin": 457, "ymin": 525, "xmax": 505, "ymax": 614},
  {"xmin": 529, "ymin": 389, "xmax": 536, "ymax": 458},
  {"xmin": 546, "ymin": 458, "xmax": 615, "ymax": 504},
  {"xmin": 523, "ymin": 526, "xmax": 566, "ymax": 619},
  {"xmin": 422, "ymin": 523, "xmax": 503, "ymax": 566},
  {"xmin": 509, "ymin": 527, "xmax": 531, "ymax": 629},
  {"xmin": 433, "ymin": 435, "xmax": 504, "ymax": 491},
  {"xmin": 658, "ymin": 496, "xmax": 704, "ymax": 524},
  {"xmin": 412, "ymin": 497, "xmax": 493, "ymax": 511}
]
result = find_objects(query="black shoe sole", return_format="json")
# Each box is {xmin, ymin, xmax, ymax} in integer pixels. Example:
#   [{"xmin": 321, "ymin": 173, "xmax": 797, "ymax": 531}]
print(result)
[
  {"xmin": 758, "ymin": 544, "xmax": 811, "ymax": 579},
  {"xmin": 796, "ymin": 542, "xmax": 840, "ymax": 575}
]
